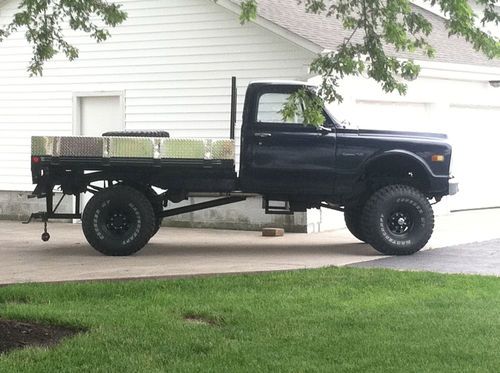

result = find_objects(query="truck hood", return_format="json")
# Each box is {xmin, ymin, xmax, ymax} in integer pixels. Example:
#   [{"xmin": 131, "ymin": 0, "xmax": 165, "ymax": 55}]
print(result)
[{"xmin": 357, "ymin": 128, "xmax": 448, "ymax": 141}]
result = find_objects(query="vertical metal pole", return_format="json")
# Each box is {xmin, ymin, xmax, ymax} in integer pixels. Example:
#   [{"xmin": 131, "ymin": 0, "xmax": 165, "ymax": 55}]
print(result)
[
  {"xmin": 75, "ymin": 193, "xmax": 81, "ymax": 215},
  {"xmin": 46, "ymin": 191, "xmax": 53, "ymax": 216},
  {"xmin": 230, "ymin": 76, "xmax": 237, "ymax": 140}
]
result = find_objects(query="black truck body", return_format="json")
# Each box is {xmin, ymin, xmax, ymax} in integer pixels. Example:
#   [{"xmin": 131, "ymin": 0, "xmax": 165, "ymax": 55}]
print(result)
[{"xmin": 28, "ymin": 79, "xmax": 457, "ymax": 256}]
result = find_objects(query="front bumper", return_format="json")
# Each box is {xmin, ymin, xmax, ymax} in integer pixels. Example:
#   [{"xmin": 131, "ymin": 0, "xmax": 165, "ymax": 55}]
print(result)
[{"xmin": 449, "ymin": 179, "xmax": 459, "ymax": 196}]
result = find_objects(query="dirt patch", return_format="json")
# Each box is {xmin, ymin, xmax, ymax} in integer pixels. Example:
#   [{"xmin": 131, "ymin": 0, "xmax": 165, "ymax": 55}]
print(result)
[
  {"xmin": 0, "ymin": 319, "xmax": 82, "ymax": 355},
  {"xmin": 183, "ymin": 313, "xmax": 221, "ymax": 326}
]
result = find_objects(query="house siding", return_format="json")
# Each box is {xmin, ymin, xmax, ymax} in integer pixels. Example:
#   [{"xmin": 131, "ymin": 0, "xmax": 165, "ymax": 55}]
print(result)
[{"xmin": 0, "ymin": 0, "xmax": 314, "ymax": 192}]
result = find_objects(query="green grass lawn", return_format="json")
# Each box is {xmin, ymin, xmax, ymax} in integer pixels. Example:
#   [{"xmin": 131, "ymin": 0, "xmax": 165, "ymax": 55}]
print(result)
[{"xmin": 1, "ymin": 267, "xmax": 499, "ymax": 372}]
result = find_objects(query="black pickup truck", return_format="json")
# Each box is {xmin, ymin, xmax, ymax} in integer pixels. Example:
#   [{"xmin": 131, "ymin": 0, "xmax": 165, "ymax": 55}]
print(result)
[{"xmin": 28, "ymin": 79, "xmax": 457, "ymax": 256}]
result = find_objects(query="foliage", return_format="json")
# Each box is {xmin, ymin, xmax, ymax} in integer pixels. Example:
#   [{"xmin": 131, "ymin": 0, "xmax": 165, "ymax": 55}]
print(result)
[
  {"xmin": 0, "ymin": 0, "xmax": 498, "ymax": 124},
  {"xmin": 280, "ymin": 88, "xmax": 326, "ymax": 127},
  {"xmin": 0, "ymin": 0, "xmax": 127, "ymax": 76},
  {"xmin": 238, "ymin": 0, "xmax": 258, "ymax": 24},
  {"xmin": 239, "ymin": 0, "xmax": 499, "ymax": 125}
]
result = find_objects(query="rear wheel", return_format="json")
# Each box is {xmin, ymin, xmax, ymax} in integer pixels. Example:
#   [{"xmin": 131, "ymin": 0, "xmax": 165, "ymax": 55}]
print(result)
[
  {"xmin": 82, "ymin": 186, "xmax": 155, "ymax": 256},
  {"xmin": 344, "ymin": 205, "xmax": 366, "ymax": 242},
  {"xmin": 361, "ymin": 184, "xmax": 434, "ymax": 255},
  {"xmin": 144, "ymin": 188, "xmax": 164, "ymax": 237},
  {"xmin": 118, "ymin": 183, "xmax": 164, "ymax": 237}
]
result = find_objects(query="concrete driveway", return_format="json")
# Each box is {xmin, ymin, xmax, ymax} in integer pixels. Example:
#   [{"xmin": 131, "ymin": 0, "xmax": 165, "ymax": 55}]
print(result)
[
  {"xmin": 351, "ymin": 239, "xmax": 500, "ymax": 276},
  {"xmin": 0, "ymin": 208, "xmax": 499, "ymax": 284}
]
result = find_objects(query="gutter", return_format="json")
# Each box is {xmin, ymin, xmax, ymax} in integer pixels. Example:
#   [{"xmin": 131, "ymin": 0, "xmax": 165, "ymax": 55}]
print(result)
[{"xmin": 416, "ymin": 59, "xmax": 500, "ymax": 81}]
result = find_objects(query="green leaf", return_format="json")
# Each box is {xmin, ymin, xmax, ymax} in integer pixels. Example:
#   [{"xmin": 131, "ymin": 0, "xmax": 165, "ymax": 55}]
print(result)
[
  {"xmin": 0, "ymin": 0, "xmax": 127, "ymax": 75},
  {"xmin": 239, "ymin": 0, "xmax": 257, "ymax": 24},
  {"xmin": 248, "ymin": 0, "xmax": 498, "ymax": 123},
  {"xmin": 280, "ymin": 89, "xmax": 326, "ymax": 127}
]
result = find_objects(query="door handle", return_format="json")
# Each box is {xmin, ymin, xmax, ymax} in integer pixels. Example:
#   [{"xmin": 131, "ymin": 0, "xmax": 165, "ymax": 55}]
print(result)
[{"xmin": 254, "ymin": 132, "xmax": 272, "ymax": 138}]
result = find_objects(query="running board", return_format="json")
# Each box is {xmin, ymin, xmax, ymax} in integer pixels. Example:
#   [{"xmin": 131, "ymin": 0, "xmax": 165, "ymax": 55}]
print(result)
[{"xmin": 263, "ymin": 199, "xmax": 293, "ymax": 215}]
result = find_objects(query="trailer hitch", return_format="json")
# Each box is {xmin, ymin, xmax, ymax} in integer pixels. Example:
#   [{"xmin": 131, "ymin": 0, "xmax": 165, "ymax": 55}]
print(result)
[
  {"xmin": 41, "ymin": 220, "xmax": 50, "ymax": 242},
  {"xmin": 24, "ymin": 190, "xmax": 84, "ymax": 242},
  {"xmin": 23, "ymin": 213, "xmax": 50, "ymax": 241},
  {"xmin": 23, "ymin": 193, "xmax": 70, "ymax": 242},
  {"xmin": 23, "ymin": 212, "xmax": 51, "ymax": 242}
]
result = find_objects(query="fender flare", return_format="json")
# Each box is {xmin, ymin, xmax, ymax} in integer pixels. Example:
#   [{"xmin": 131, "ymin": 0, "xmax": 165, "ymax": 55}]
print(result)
[{"xmin": 358, "ymin": 149, "xmax": 436, "ymax": 180}]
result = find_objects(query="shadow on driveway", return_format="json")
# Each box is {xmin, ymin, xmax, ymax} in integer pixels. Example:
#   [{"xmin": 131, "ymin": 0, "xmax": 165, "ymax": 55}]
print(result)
[{"xmin": 350, "ymin": 239, "xmax": 500, "ymax": 276}]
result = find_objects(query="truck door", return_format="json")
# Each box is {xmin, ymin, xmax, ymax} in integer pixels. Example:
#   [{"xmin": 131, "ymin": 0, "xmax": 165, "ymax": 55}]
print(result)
[{"xmin": 241, "ymin": 86, "xmax": 336, "ymax": 196}]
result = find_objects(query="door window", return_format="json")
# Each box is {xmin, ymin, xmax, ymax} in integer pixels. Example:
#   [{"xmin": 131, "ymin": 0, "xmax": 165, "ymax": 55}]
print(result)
[{"xmin": 257, "ymin": 93, "xmax": 305, "ymax": 124}]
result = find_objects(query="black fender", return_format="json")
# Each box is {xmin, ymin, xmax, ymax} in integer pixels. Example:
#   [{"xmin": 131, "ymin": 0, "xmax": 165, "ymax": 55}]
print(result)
[{"xmin": 357, "ymin": 149, "xmax": 436, "ymax": 187}]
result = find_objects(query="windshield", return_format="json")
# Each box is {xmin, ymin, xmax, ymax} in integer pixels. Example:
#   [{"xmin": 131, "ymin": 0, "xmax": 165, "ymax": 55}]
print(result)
[
  {"xmin": 305, "ymin": 86, "xmax": 343, "ymax": 128},
  {"xmin": 323, "ymin": 105, "xmax": 342, "ymax": 127}
]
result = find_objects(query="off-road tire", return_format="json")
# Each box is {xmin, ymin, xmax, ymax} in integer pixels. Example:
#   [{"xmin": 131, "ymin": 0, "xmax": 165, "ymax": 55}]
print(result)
[
  {"xmin": 344, "ymin": 205, "xmax": 366, "ymax": 242},
  {"xmin": 361, "ymin": 184, "xmax": 434, "ymax": 255},
  {"xmin": 82, "ymin": 186, "xmax": 155, "ymax": 256},
  {"xmin": 116, "ymin": 183, "xmax": 163, "ymax": 237},
  {"xmin": 144, "ymin": 188, "xmax": 163, "ymax": 237}
]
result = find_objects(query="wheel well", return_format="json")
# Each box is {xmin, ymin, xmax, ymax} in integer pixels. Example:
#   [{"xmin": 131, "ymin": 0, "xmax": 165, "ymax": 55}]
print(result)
[{"xmin": 363, "ymin": 155, "xmax": 431, "ymax": 192}]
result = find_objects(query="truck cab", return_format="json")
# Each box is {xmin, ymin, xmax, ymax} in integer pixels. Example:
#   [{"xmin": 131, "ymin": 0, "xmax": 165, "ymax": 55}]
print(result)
[
  {"xmin": 240, "ymin": 81, "xmax": 336, "ymax": 198},
  {"xmin": 239, "ymin": 81, "xmax": 454, "ymax": 208}
]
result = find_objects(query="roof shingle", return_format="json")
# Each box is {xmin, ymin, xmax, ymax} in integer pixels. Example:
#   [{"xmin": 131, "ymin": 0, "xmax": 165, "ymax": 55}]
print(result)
[{"xmin": 233, "ymin": 0, "xmax": 500, "ymax": 67}]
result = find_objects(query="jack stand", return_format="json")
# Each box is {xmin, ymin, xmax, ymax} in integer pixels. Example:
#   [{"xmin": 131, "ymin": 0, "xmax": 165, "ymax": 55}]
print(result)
[{"xmin": 41, "ymin": 220, "xmax": 50, "ymax": 242}]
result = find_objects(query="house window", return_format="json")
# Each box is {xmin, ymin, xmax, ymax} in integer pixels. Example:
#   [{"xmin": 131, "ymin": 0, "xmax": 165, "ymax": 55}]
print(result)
[{"xmin": 257, "ymin": 93, "xmax": 304, "ymax": 124}]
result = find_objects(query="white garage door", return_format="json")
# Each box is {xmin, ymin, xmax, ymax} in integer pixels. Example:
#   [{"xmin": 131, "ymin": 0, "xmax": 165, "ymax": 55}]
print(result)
[
  {"xmin": 447, "ymin": 105, "xmax": 500, "ymax": 211},
  {"xmin": 350, "ymin": 100, "xmax": 500, "ymax": 211},
  {"xmin": 352, "ymin": 101, "xmax": 434, "ymax": 132}
]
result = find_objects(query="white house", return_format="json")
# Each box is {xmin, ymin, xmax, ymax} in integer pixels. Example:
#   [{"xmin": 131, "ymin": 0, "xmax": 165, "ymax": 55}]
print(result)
[{"xmin": 0, "ymin": 0, "xmax": 498, "ymax": 232}]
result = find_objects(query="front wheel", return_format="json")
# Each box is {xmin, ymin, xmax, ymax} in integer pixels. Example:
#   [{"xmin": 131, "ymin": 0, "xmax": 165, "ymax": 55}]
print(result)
[
  {"xmin": 344, "ymin": 205, "xmax": 366, "ymax": 242},
  {"xmin": 82, "ymin": 186, "xmax": 155, "ymax": 256},
  {"xmin": 361, "ymin": 185, "xmax": 434, "ymax": 255}
]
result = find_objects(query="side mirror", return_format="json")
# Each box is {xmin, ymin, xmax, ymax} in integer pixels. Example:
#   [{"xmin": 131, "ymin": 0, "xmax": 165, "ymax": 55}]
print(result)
[{"xmin": 340, "ymin": 120, "xmax": 351, "ymax": 129}]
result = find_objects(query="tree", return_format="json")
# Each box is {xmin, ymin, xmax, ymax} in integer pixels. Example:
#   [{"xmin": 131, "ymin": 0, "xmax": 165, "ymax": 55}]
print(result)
[
  {"xmin": 0, "ymin": 0, "xmax": 127, "ymax": 76},
  {"xmin": 237, "ymin": 0, "xmax": 499, "ymax": 125},
  {"xmin": 0, "ymin": 0, "xmax": 498, "ymax": 123}
]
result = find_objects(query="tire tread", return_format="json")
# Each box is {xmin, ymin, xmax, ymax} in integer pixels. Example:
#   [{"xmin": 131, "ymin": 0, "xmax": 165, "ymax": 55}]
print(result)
[
  {"xmin": 361, "ymin": 184, "xmax": 434, "ymax": 255},
  {"xmin": 82, "ymin": 186, "xmax": 155, "ymax": 256},
  {"xmin": 344, "ymin": 205, "xmax": 366, "ymax": 242}
]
